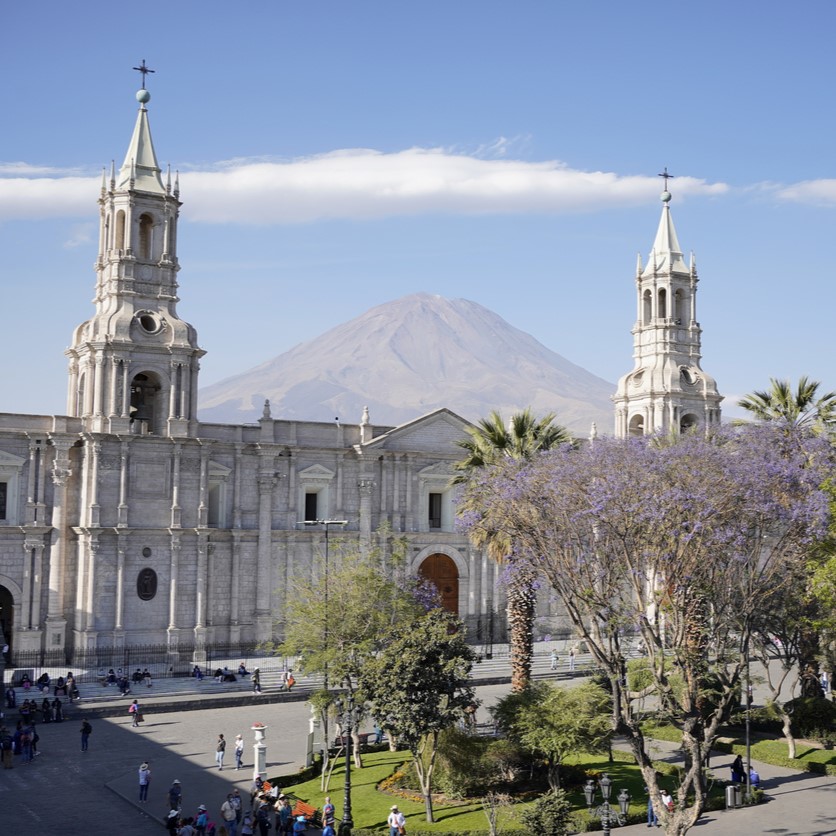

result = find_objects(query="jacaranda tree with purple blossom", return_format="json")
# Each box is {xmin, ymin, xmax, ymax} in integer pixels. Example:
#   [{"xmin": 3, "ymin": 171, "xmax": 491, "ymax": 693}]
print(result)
[{"xmin": 460, "ymin": 424, "xmax": 833, "ymax": 836}]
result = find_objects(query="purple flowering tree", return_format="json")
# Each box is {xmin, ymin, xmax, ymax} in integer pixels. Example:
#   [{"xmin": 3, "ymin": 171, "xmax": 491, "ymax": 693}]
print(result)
[{"xmin": 461, "ymin": 425, "xmax": 832, "ymax": 836}]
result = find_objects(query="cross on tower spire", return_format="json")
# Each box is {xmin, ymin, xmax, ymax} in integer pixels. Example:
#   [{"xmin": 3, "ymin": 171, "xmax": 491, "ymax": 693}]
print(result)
[
  {"xmin": 132, "ymin": 59, "xmax": 155, "ymax": 89},
  {"xmin": 658, "ymin": 167, "xmax": 674, "ymax": 191}
]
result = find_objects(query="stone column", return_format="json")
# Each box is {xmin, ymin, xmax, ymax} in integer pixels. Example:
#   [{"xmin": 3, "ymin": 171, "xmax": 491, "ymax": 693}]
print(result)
[
  {"xmin": 255, "ymin": 467, "xmax": 277, "ymax": 641},
  {"xmin": 114, "ymin": 536, "xmax": 126, "ymax": 637},
  {"xmin": 45, "ymin": 437, "xmax": 73, "ymax": 658},
  {"xmin": 194, "ymin": 534, "xmax": 209, "ymax": 659},
  {"xmin": 171, "ymin": 443, "xmax": 182, "ymax": 528},
  {"xmin": 168, "ymin": 534, "xmax": 182, "ymax": 638},
  {"xmin": 252, "ymin": 724, "xmax": 268, "ymax": 779}
]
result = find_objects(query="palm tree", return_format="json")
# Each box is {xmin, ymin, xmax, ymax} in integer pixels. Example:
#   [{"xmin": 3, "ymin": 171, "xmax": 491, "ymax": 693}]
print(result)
[
  {"xmin": 453, "ymin": 408, "xmax": 573, "ymax": 691},
  {"xmin": 738, "ymin": 376, "xmax": 836, "ymax": 694},
  {"xmin": 737, "ymin": 376, "xmax": 836, "ymax": 432}
]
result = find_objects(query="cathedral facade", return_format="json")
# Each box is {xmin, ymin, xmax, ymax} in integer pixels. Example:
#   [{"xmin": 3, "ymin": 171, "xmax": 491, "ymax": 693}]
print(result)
[
  {"xmin": 0, "ymin": 88, "xmax": 509, "ymax": 666},
  {"xmin": 0, "ymin": 89, "xmax": 721, "ymax": 668}
]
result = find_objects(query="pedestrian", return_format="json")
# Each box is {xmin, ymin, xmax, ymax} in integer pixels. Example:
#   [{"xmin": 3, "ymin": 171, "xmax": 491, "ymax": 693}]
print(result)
[
  {"xmin": 250, "ymin": 776, "xmax": 264, "ymax": 808},
  {"xmin": 660, "ymin": 789, "xmax": 674, "ymax": 813},
  {"xmin": 80, "ymin": 718, "xmax": 92, "ymax": 751},
  {"xmin": 252, "ymin": 668, "xmax": 261, "ymax": 694},
  {"xmin": 179, "ymin": 817, "xmax": 196, "ymax": 836},
  {"xmin": 322, "ymin": 796, "xmax": 335, "ymax": 830},
  {"xmin": 255, "ymin": 799, "xmax": 272, "ymax": 836},
  {"xmin": 235, "ymin": 733, "xmax": 244, "ymax": 770},
  {"xmin": 387, "ymin": 804, "xmax": 405, "ymax": 836},
  {"xmin": 165, "ymin": 810, "xmax": 180, "ymax": 836},
  {"xmin": 322, "ymin": 822, "xmax": 336, "ymax": 836},
  {"xmin": 286, "ymin": 670, "xmax": 295, "ymax": 691},
  {"xmin": 241, "ymin": 812, "xmax": 255, "ymax": 836},
  {"xmin": 168, "ymin": 778, "xmax": 183, "ymax": 812},
  {"xmin": 216, "ymin": 733, "xmax": 227, "ymax": 770},
  {"xmin": 195, "ymin": 804, "xmax": 209, "ymax": 835},
  {"xmin": 129, "ymin": 698, "xmax": 141, "ymax": 727},
  {"xmin": 5, "ymin": 686, "xmax": 15, "ymax": 708},
  {"xmin": 645, "ymin": 786, "xmax": 659, "ymax": 827},
  {"xmin": 52, "ymin": 697, "xmax": 63, "ymax": 722},
  {"xmin": 568, "ymin": 646, "xmax": 576, "ymax": 672},
  {"xmin": 41, "ymin": 696, "xmax": 52, "ymax": 723},
  {"xmin": 731, "ymin": 754, "xmax": 744, "ymax": 783},
  {"xmin": 231, "ymin": 788, "xmax": 243, "ymax": 826},
  {"xmin": 0, "ymin": 726, "xmax": 13, "ymax": 769},
  {"xmin": 550, "ymin": 649, "xmax": 558, "ymax": 670},
  {"xmin": 221, "ymin": 793, "xmax": 239, "ymax": 836},
  {"xmin": 134, "ymin": 760, "xmax": 151, "ymax": 801},
  {"xmin": 276, "ymin": 796, "xmax": 292, "ymax": 835},
  {"xmin": 292, "ymin": 815, "xmax": 307, "ymax": 836}
]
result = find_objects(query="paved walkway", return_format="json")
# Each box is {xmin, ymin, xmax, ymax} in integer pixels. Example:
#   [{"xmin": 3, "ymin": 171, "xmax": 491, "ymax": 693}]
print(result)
[{"xmin": 1, "ymin": 660, "xmax": 832, "ymax": 834}]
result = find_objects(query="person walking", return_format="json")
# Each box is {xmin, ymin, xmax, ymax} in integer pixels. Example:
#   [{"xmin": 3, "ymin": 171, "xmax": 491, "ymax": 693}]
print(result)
[
  {"xmin": 234, "ymin": 733, "xmax": 245, "ymax": 770},
  {"xmin": 252, "ymin": 668, "xmax": 262, "ymax": 694},
  {"xmin": 221, "ymin": 793, "xmax": 239, "ymax": 836},
  {"xmin": 550, "ymin": 649, "xmax": 558, "ymax": 670},
  {"xmin": 387, "ymin": 804, "xmax": 406, "ymax": 836},
  {"xmin": 216, "ymin": 733, "xmax": 227, "ymax": 770},
  {"xmin": 645, "ymin": 787, "xmax": 659, "ymax": 827},
  {"xmin": 129, "ymin": 698, "xmax": 141, "ymax": 727},
  {"xmin": 0, "ymin": 726, "xmax": 13, "ymax": 768},
  {"xmin": 568, "ymin": 646, "xmax": 576, "ymax": 672},
  {"xmin": 80, "ymin": 718, "xmax": 92, "ymax": 751},
  {"xmin": 138, "ymin": 761, "xmax": 151, "ymax": 802},
  {"xmin": 168, "ymin": 778, "xmax": 183, "ymax": 812},
  {"xmin": 322, "ymin": 796, "xmax": 335, "ymax": 831},
  {"xmin": 52, "ymin": 697, "xmax": 63, "ymax": 722},
  {"xmin": 231, "ymin": 788, "xmax": 243, "ymax": 826}
]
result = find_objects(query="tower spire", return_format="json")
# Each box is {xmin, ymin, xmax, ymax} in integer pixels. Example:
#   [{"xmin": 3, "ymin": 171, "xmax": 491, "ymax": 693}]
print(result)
[
  {"xmin": 612, "ymin": 169, "xmax": 723, "ymax": 438},
  {"xmin": 117, "ymin": 67, "xmax": 165, "ymax": 194}
]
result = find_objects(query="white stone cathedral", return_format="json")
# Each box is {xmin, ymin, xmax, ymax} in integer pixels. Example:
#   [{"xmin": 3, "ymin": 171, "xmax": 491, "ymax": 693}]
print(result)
[
  {"xmin": 0, "ymin": 87, "xmax": 721, "ymax": 668},
  {"xmin": 613, "ymin": 185, "xmax": 722, "ymax": 436},
  {"xmin": 0, "ymin": 86, "xmax": 509, "ymax": 666}
]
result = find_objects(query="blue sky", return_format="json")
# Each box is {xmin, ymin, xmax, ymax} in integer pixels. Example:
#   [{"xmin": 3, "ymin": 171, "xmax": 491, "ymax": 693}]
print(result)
[{"xmin": 3, "ymin": 1, "xmax": 836, "ymax": 422}]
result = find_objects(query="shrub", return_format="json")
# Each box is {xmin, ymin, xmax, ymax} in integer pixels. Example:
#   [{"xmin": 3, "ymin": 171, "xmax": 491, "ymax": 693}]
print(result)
[
  {"xmin": 520, "ymin": 789, "xmax": 575, "ymax": 836},
  {"xmin": 786, "ymin": 696, "xmax": 836, "ymax": 740}
]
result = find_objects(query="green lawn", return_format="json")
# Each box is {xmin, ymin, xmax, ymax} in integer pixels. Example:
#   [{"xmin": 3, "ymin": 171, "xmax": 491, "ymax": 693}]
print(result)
[{"xmin": 278, "ymin": 749, "xmax": 691, "ymax": 833}]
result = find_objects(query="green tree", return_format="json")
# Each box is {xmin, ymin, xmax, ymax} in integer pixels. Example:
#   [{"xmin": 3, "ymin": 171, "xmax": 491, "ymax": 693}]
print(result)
[
  {"xmin": 737, "ymin": 375, "xmax": 836, "ymax": 432},
  {"xmin": 738, "ymin": 378, "xmax": 836, "ymax": 692},
  {"xmin": 360, "ymin": 608, "xmax": 476, "ymax": 822},
  {"xmin": 491, "ymin": 681, "xmax": 611, "ymax": 791},
  {"xmin": 278, "ymin": 542, "xmax": 423, "ymax": 783},
  {"xmin": 453, "ymin": 408, "xmax": 573, "ymax": 692},
  {"xmin": 462, "ymin": 425, "xmax": 833, "ymax": 836}
]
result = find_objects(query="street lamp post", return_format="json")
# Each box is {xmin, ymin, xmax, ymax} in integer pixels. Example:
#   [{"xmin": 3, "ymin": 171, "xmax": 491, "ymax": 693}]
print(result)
[
  {"xmin": 584, "ymin": 773, "xmax": 630, "ymax": 836},
  {"xmin": 336, "ymin": 690, "xmax": 355, "ymax": 836},
  {"xmin": 301, "ymin": 519, "xmax": 347, "ymax": 750}
]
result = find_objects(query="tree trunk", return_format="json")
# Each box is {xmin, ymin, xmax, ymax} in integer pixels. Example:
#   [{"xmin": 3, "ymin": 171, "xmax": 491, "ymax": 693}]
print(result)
[
  {"xmin": 781, "ymin": 709, "xmax": 797, "ymax": 759},
  {"xmin": 507, "ymin": 567, "xmax": 536, "ymax": 692}
]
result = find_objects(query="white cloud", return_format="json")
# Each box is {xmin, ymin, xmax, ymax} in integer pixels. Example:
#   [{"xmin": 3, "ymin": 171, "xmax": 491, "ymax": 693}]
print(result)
[
  {"xmin": 63, "ymin": 222, "xmax": 96, "ymax": 248},
  {"xmin": 772, "ymin": 178, "xmax": 836, "ymax": 205},
  {"xmin": 0, "ymin": 148, "xmax": 728, "ymax": 224}
]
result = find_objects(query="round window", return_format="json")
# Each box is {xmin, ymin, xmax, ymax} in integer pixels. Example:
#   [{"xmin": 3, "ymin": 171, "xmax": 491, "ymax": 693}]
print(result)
[{"xmin": 137, "ymin": 312, "xmax": 162, "ymax": 334}]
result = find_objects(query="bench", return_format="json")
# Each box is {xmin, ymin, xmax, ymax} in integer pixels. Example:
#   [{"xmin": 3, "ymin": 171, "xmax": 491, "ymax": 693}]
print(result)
[
  {"xmin": 287, "ymin": 797, "xmax": 321, "ymax": 828},
  {"xmin": 332, "ymin": 732, "xmax": 374, "ymax": 748}
]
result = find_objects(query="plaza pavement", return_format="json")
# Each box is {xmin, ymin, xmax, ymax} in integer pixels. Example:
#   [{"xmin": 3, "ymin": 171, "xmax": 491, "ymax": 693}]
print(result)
[{"xmin": 1, "ymin": 657, "xmax": 833, "ymax": 834}]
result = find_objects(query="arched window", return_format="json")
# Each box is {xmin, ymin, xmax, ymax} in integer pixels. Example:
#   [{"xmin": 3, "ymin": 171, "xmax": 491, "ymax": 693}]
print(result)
[
  {"xmin": 129, "ymin": 372, "xmax": 162, "ymax": 434},
  {"xmin": 138, "ymin": 214, "xmax": 153, "ymax": 259},
  {"xmin": 680, "ymin": 413, "xmax": 698, "ymax": 434},
  {"xmin": 628, "ymin": 414, "xmax": 645, "ymax": 437},
  {"xmin": 642, "ymin": 289, "xmax": 652, "ymax": 325},
  {"xmin": 674, "ymin": 289, "xmax": 686, "ymax": 323},
  {"xmin": 658, "ymin": 288, "xmax": 667, "ymax": 319},
  {"xmin": 115, "ymin": 210, "xmax": 126, "ymax": 251}
]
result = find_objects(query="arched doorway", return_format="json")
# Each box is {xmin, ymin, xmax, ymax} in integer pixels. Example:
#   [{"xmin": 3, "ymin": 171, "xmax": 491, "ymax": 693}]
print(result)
[
  {"xmin": 418, "ymin": 553, "xmax": 459, "ymax": 615},
  {"xmin": 0, "ymin": 585, "xmax": 13, "ymax": 655}
]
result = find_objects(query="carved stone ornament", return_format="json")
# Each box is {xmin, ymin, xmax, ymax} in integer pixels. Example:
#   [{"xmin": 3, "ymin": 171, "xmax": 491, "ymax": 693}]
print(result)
[{"xmin": 137, "ymin": 567, "xmax": 158, "ymax": 601}]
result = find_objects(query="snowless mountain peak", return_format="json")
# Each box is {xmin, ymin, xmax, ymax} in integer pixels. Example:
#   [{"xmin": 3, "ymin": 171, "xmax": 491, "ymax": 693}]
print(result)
[{"xmin": 198, "ymin": 293, "xmax": 614, "ymax": 433}]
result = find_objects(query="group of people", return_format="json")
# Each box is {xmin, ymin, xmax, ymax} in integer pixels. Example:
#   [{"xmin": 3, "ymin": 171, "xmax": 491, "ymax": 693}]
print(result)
[
  {"xmin": 164, "ymin": 779, "xmax": 318, "ymax": 836},
  {"xmin": 548, "ymin": 647, "xmax": 576, "ymax": 672},
  {"xmin": 12, "ymin": 671, "xmax": 79, "ymax": 700},
  {"xmin": 730, "ymin": 754, "xmax": 761, "ymax": 788},
  {"xmin": 213, "ymin": 732, "xmax": 245, "ymax": 771},
  {"xmin": 0, "ymin": 717, "xmax": 39, "ymax": 766}
]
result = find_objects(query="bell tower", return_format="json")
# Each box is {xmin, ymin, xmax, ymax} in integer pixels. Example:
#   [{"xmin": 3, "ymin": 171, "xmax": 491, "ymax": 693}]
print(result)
[
  {"xmin": 66, "ymin": 69, "xmax": 203, "ymax": 437},
  {"xmin": 613, "ymin": 174, "xmax": 722, "ymax": 437}
]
